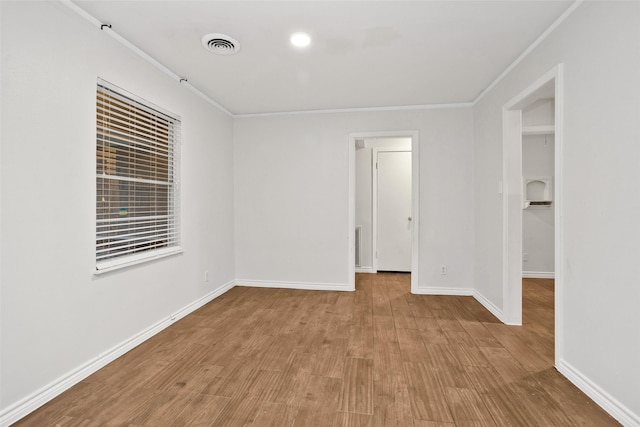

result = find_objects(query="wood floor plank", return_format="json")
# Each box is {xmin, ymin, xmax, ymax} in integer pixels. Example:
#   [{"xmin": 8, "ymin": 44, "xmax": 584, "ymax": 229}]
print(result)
[
  {"xmin": 209, "ymin": 397, "xmax": 264, "ymax": 427},
  {"xmin": 373, "ymin": 374, "xmax": 414, "ymax": 427},
  {"xmin": 373, "ymin": 340, "xmax": 404, "ymax": 380},
  {"xmin": 334, "ymin": 412, "xmax": 374, "ymax": 427},
  {"xmin": 372, "ymin": 284, "xmax": 393, "ymax": 317},
  {"xmin": 372, "ymin": 315, "xmax": 398, "ymax": 344},
  {"xmin": 347, "ymin": 311, "xmax": 375, "ymax": 359},
  {"xmin": 412, "ymin": 421, "xmax": 455, "ymax": 427},
  {"xmin": 457, "ymin": 320, "xmax": 502, "ymax": 348},
  {"xmin": 417, "ymin": 319, "xmax": 450, "ymax": 345},
  {"xmin": 311, "ymin": 336, "xmax": 348, "ymax": 378},
  {"xmin": 396, "ymin": 327, "xmax": 429, "ymax": 362},
  {"xmin": 199, "ymin": 359, "xmax": 257, "ymax": 397},
  {"xmin": 268, "ymin": 353, "xmax": 313, "ymax": 406},
  {"xmin": 478, "ymin": 347, "xmax": 529, "ymax": 384},
  {"xmin": 251, "ymin": 401, "xmax": 298, "ymax": 427},
  {"xmin": 339, "ymin": 357, "xmax": 374, "ymax": 415},
  {"xmin": 234, "ymin": 369, "xmax": 283, "ymax": 401},
  {"xmin": 403, "ymin": 362, "xmax": 454, "ymax": 423},
  {"xmin": 64, "ymin": 384, "xmax": 152, "ymax": 425},
  {"xmin": 447, "ymin": 343, "xmax": 489, "ymax": 367},
  {"xmin": 292, "ymin": 375, "xmax": 342, "ymax": 427},
  {"xmin": 15, "ymin": 275, "xmax": 620, "ymax": 427},
  {"xmin": 482, "ymin": 323, "xmax": 549, "ymax": 372},
  {"xmin": 125, "ymin": 390, "xmax": 196, "ymax": 426},
  {"xmin": 508, "ymin": 373, "xmax": 581, "ymax": 426},
  {"xmin": 444, "ymin": 387, "xmax": 494, "ymax": 426},
  {"xmin": 84, "ymin": 355, "xmax": 172, "ymax": 386},
  {"xmin": 171, "ymin": 394, "xmax": 231, "ymax": 426},
  {"xmin": 50, "ymin": 416, "xmax": 100, "ymax": 427},
  {"xmin": 140, "ymin": 348, "xmax": 223, "ymax": 394},
  {"xmin": 392, "ymin": 307, "xmax": 419, "ymax": 330}
]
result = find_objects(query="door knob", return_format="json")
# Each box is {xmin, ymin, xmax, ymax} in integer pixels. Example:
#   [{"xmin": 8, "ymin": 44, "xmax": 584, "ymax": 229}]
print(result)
[{"xmin": 408, "ymin": 216, "xmax": 412, "ymax": 221}]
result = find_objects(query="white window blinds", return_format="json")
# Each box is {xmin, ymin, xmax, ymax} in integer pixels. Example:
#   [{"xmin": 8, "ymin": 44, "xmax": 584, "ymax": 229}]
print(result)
[{"xmin": 96, "ymin": 79, "xmax": 181, "ymax": 271}]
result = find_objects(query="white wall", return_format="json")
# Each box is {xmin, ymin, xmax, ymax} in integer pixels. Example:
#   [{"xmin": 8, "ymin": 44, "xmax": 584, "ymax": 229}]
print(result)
[
  {"xmin": 474, "ymin": 1, "xmax": 640, "ymax": 423},
  {"xmin": 0, "ymin": 1, "xmax": 235, "ymax": 418},
  {"xmin": 522, "ymin": 134, "xmax": 555, "ymax": 275},
  {"xmin": 234, "ymin": 108, "xmax": 474, "ymax": 292},
  {"xmin": 355, "ymin": 137, "xmax": 411, "ymax": 271}
]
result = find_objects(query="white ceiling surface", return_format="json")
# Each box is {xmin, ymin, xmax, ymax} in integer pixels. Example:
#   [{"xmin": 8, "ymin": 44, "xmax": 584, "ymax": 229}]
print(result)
[{"xmin": 75, "ymin": 1, "xmax": 574, "ymax": 115}]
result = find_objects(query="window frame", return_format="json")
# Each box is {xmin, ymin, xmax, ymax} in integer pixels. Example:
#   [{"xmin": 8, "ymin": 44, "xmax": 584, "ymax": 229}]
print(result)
[{"xmin": 95, "ymin": 78, "xmax": 182, "ymax": 274}]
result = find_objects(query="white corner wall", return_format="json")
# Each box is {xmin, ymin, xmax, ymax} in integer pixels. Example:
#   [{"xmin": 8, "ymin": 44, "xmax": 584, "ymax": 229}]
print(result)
[
  {"xmin": 0, "ymin": 1, "xmax": 235, "ymax": 422},
  {"xmin": 473, "ymin": 1, "xmax": 640, "ymax": 424},
  {"xmin": 234, "ymin": 108, "xmax": 474, "ymax": 293}
]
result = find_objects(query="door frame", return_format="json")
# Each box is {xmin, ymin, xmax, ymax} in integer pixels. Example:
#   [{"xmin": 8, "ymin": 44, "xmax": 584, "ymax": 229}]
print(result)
[
  {"xmin": 372, "ymin": 147, "xmax": 412, "ymax": 273},
  {"xmin": 502, "ymin": 64, "xmax": 563, "ymax": 366},
  {"xmin": 348, "ymin": 130, "xmax": 420, "ymax": 293}
]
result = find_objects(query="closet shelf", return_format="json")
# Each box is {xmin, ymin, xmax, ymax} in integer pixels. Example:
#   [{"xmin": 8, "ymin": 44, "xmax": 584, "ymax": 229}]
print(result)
[{"xmin": 522, "ymin": 125, "xmax": 555, "ymax": 135}]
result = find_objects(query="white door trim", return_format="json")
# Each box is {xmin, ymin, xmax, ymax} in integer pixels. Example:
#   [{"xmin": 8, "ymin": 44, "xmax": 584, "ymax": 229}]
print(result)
[
  {"xmin": 348, "ymin": 131, "xmax": 420, "ymax": 293},
  {"xmin": 502, "ymin": 64, "xmax": 564, "ymax": 366}
]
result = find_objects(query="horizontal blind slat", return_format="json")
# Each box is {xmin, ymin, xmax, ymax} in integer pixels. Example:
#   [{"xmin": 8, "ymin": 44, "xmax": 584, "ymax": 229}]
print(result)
[
  {"xmin": 96, "ymin": 214, "xmax": 171, "ymax": 224},
  {"xmin": 97, "ymin": 87, "xmax": 175, "ymax": 123},
  {"xmin": 97, "ymin": 131, "xmax": 170, "ymax": 158},
  {"xmin": 97, "ymin": 174, "xmax": 170, "ymax": 186},
  {"xmin": 96, "ymin": 100, "xmax": 171, "ymax": 134},
  {"xmin": 96, "ymin": 233, "xmax": 179, "ymax": 252}
]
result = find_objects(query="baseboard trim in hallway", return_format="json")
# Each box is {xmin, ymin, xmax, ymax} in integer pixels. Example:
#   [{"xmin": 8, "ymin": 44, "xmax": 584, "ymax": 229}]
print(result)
[
  {"xmin": 472, "ymin": 290, "xmax": 506, "ymax": 323},
  {"xmin": 412, "ymin": 286, "xmax": 473, "ymax": 296},
  {"xmin": 557, "ymin": 359, "xmax": 640, "ymax": 427},
  {"xmin": 236, "ymin": 279, "xmax": 352, "ymax": 292}
]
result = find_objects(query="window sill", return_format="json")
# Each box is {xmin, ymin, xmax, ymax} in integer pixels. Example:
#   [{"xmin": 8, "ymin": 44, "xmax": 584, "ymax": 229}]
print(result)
[{"xmin": 94, "ymin": 247, "xmax": 183, "ymax": 275}]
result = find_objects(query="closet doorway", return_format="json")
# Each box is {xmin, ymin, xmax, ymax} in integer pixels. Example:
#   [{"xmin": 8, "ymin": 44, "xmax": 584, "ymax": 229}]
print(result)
[{"xmin": 502, "ymin": 65, "xmax": 563, "ymax": 366}]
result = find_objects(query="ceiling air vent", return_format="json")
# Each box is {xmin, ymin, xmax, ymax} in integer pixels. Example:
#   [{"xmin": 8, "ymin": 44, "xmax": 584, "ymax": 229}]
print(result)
[{"xmin": 201, "ymin": 33, "xmax": 240, "ymax": 55}]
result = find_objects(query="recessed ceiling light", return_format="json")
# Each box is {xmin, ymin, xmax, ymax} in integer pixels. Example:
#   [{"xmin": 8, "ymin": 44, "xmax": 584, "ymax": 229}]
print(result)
[{"xmin": 290, "ymin": 32, "xmax": 311, "ymax": 48}]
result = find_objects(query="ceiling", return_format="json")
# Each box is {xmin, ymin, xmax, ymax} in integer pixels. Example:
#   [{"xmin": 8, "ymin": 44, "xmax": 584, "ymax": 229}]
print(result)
[{"xmin": 74, "ymin": 1, "xmax": 575, "ymax": 115}]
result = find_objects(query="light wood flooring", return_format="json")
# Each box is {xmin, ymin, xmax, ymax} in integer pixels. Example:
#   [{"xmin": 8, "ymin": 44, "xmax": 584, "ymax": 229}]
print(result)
[{"xmin": 14, "ymin": 274, "xmax": 619, "ymax": 426}]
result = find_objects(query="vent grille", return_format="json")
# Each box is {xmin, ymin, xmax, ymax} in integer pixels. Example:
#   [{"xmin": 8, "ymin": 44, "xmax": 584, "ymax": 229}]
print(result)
[{"xmin": 202, "ymin": 33, "xmax": 240, "ymax": 55}]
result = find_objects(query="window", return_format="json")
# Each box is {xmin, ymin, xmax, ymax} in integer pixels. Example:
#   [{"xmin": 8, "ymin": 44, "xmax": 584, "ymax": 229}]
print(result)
[{"xmin": 96, "ymin": 79, "xmax": 181, "ymax": 272}]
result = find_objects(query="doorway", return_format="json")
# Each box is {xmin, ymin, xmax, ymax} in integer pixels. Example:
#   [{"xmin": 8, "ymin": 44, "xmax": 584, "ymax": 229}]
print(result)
[
  {"xmin": 348, "ymin": 131, "xmax": 419, "ymax": 293},
  {"xmin": 502, "ymin": 65, "xmax": 563, "ymax": 366}
]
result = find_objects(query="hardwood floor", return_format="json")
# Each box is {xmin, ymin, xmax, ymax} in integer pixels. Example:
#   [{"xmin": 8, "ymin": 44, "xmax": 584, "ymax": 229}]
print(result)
[{"xmin": 14, "ymin": 274, "xmax": 619, "ymax": 426}]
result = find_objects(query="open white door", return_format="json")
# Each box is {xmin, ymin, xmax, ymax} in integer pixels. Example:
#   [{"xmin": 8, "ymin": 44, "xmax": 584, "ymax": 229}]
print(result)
[{"xmin": 376, "ymin": 150, "xmax": 412, "ymax": 272}]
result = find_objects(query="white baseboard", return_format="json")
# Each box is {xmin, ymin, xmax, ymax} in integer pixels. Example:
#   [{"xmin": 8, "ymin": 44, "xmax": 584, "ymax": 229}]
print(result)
[
  {"xmin": 0, "ymin": 280, "xmax": 235, "ymax": 427},
  {"xmin": 557, "ymin": 359, "xmax": 640, "ymax": 427},
  {"xmin": 523, "ymin": 271, "xmax": 555, "ymax": 279},
  {"xmin": 236, "ymin": 279, "xmax": 352, "ymax": 292},
  {"xmin": 412, "ymin": 287, "xmax": 507, "ymax": 324},
  {"xmin": 412, "ymin": 286, "xmax": 473, "ymax": 296},
  {"xmin": 355, "ymin": 267, "xmax": 375, "ymax": 273},
  {"xmin": 472, "ymin": 290, "xmax": 506, "ymax": 323}
]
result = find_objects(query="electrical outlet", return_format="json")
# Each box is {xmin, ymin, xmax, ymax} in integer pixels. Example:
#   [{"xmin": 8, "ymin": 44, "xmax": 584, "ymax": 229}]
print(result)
[
  {"xmin": 204, "ymin": 270, "xmax": 209, "ymax": 282},
  {"xmin": 523, "ymin": 253, "xmax": 529, "ymax": 262},
  {"xmin": 440, "ymin": 265, "xmax": 447, "ymax": 275}
]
